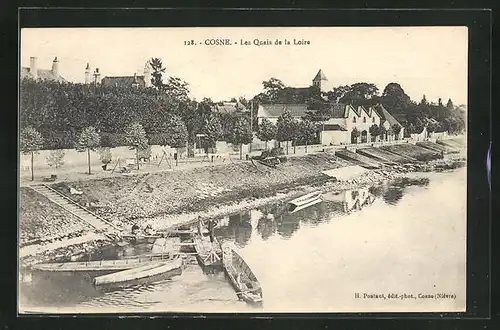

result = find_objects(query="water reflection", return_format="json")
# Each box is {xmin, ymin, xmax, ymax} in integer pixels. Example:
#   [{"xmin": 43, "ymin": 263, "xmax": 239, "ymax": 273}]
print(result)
[
  {"xmin": 214, "ymin": 212, "xmax": 252, "ymax": 247},
  {"xmin": 256, "ymin": 216, "xmax": 276, "ymax": 240}
]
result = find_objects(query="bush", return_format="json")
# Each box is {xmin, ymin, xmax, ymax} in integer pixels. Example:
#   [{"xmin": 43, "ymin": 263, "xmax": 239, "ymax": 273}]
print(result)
[{"xmin": 270, "ymin": 147, "xmax": 285, "ymax": 157}]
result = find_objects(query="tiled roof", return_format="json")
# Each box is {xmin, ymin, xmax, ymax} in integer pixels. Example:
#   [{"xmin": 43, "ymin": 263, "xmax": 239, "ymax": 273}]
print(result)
[
  {"xmin": 372, "ymin": 104, "xmax": 402, "ymax": 127},
  {"xmin": 328, "ymin": 103, "xmax": 358, "ymax": 118},
  {"xmin": 213, "ymin": 102, "xmax": 248, "ymax": 114},
  {"xmin": 321, "ymin": 124, "xmax": 348, "ymax": 131},
  {"xmin": 257, "ymin": 104, "xmax": 309, "ymax": 118},
  {"xmin": 20, "ymin": 67, "xmax": 67, "ymax": 82},
  {"xmin": 101, "ymin": 75, "xmax": 146, "ymax": 88},
  {"xmin": 313, "ymin": 69, "xmax": 328, "ymax": 81}
]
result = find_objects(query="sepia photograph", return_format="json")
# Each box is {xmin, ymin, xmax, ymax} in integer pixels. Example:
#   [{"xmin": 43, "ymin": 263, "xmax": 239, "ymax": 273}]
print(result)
[{"xmin": 18, "ymin": 26, "xmax": 467, "ymax": 314}]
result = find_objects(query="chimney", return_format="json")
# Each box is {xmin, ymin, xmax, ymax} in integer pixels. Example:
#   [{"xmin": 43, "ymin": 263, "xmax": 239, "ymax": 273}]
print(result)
[
  {"xmin": 93, "ymin": 68, "xmax": 101, "ymax": 85},
  {"xmin": 51, "ymin": 57, "xmax": 59, "ymax": 76},
  {"xmin": 84, "ymin": 63, "xmax": 91, "ymax": 84},
  {"xmin": 29, "ymin": 57, "xmax": 38, "ymax": 80},
  {"xmin": 143, "ymin": 62, "xmax": 152, "ymax": 88}
]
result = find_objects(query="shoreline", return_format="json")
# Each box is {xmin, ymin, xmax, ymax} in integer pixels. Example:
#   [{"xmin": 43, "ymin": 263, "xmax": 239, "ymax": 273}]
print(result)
[{"xmin": 19, "ymin": 145, "xmax": 466, "ymax": 267}]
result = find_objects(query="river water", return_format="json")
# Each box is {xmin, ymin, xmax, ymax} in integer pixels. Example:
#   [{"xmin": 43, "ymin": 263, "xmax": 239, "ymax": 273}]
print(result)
[{"xmin": 19, "ymin": 167, "xmax": 466, "ymax": 313}]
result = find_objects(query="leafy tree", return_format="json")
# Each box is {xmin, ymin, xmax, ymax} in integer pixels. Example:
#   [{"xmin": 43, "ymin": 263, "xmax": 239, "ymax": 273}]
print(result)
[
  {"xmin": 351, "ymin": 127, "xmax": 360, "ymax": 144},
  {"xmin": 379, "ymin": 125, "xmax": 387, "ymax": 141},
  {"xmin": 201, "ymin": 114, "xmax": 223, "ymax": 153},
  {"xmin": 20, "ymin": 126, "xmax": 44, "ymax": 181},
  {"xmin": 76, "ymin": 126, "xmax": 100, "ymax": 175},
  {"xmin": 297, "ymin": 119, "xmax": 318, "ymax": 152},
  {"xmin": 392, "ymin": 124, "xmax": 402, "ymax": 140},
  {"xmin": 276, "ymin": 111, "xmax": 298, "ymax": 155},
  {"xmin": 369, "ymin": 124, "xmax": 381, "ymax": 142},
  {"xmin": 46, "ymin": 149, "xmax": 65, "ymax": 169},
  {"xmin": 381, "ymin": 83, "xmax": 413, "ymax": 116},
  {"xmin": 325, "ymin": 85, "xmax": 351, "ymax": 103},
  {"xmin": 228, "ymin": 117, "xmax": 253, "ymax": 160},
  {"xmin": 165, "ymin": 114, "xmax": 188, "ymax": 165},
  {"xmin": 256, "ymin": 118, "xmax": 277, "ymax": 150},
  {"xmin": 149, "ymin": 58, "xmax": 166, "ymax": 90},
  {"xmin": 124, "ymin": 122, "xmax": 148, "ymax": 170},
  {"xmin": 262, "ymin": 78, "xmax": 285, "ymax": 102},
  {"xmin": 98, "ymin": 147, "xmax": 112, "ymax": 170}
]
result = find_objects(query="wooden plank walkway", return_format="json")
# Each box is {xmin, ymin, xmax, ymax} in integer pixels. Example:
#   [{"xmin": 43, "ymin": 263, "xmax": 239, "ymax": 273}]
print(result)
[{"xmin": 29, "ymin": 184, "xmax": 119, "ymax": 233}]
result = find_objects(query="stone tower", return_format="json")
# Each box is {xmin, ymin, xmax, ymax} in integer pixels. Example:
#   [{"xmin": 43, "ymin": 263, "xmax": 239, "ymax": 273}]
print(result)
[
  {"xmin": 143, "ymin": 62, "xmax": 152, "ymax": 88},
  {"xmin": 84, "ymin": 63, "xmax": 91, "ymax": 84},
  {"xmin": 312, "ymin": 69, "xmax": 328, "ymax": 93}
]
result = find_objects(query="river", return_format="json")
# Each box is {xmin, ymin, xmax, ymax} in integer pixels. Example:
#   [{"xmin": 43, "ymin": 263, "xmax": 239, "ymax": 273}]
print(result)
[{"xmin": 19, "ymin": 167, "xmax": 466, "ymax": 313}]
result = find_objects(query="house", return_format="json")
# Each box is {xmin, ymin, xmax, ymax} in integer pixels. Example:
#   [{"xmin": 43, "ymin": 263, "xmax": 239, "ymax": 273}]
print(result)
[
  {"xmin": 319, "ymin": 103, "xmax": 382, "ymax": 145},
  {"xmin": 21, "ymin": 57, "xmax": 67, "ymax": 82},
  {"xmin": 257, "ymin": 104, "xmax": 310, "ymax": 125},
  {"xmin": 371, "ymin": 104, "xmax": 405, "ymax": 141},
  {"xmin": 212, "ymin": 101, "xmax": 249, "ymax": 115},
  {"xmin": 100, "ymin": 63, "xmax": 152, "ymax": 88}
]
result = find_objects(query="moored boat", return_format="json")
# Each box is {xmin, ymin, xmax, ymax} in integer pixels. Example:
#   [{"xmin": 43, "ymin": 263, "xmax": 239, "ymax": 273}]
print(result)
[
  {"xmin": 221, "ymin": 244, "xmax": 263, "ymax": 305},
  {"xmin": 93, "ymin": 257, "xmax": 183, "ymax": 291},
  {"xmin": 288, "ymin": 191, "xmax": 322, "ymax": 213},
  {"xmin": 194, "ymin": 235, "xmax": 222, "ymax": 269}
]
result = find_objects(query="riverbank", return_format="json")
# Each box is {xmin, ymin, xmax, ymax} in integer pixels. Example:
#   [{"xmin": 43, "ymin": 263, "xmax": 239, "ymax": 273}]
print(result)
[{"xmin": 19, "ymin": 140, "xmax": 466, "ymax": 266}]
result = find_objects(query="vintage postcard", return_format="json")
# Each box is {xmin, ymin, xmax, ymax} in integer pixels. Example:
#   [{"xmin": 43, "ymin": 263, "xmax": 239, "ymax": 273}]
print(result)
[{"xmin": 19, "ymin": 26, "xmax": 467, "ymax": 313}]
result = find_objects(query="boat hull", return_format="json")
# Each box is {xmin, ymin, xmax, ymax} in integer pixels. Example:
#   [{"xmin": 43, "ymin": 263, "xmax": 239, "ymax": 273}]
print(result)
[
  {"xmin": 222, "ymin": 245, "xmax": 263, "ymax": 306},
  {"xmin": 194, "ymin": 236, "xmax": 223, "ymax": 269},
  {"xmin": 93, "ymin": 259, "xmax": 183, "ymax": 291}
]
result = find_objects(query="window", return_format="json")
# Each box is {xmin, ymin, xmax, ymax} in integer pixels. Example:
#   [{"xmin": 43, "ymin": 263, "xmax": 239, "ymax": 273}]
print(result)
[
  {"xmin": 353, "ymin": 117, "xmax": 356, "ymax": 123},
  {"xmin": 372, "ymin": 117, "xmax": 375, "ymax": 123},
  {"xmin": 363, "ymin": 117, "xmax": 366, "ymax": 123}
]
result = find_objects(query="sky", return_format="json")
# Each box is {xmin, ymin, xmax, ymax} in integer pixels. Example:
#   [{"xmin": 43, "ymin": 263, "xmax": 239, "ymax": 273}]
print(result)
[{"xmin": 20, "ymin": 27, "xmax": 468, "ymax": 105}]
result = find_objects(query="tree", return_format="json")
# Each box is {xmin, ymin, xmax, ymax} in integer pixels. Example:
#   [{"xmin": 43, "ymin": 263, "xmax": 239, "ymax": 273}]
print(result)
[
  {"xmin": 46, "ymin": 149, "xmax": 65, "ymax": 170},
  {"xmin": 392, "ymin": 124, "xmax": 402, "ymax": 140},
  {"xmin": 149, "ymin": 58, "xmax": 166, "ymax": 90},
  {"xmin": 262, "ymin": 78, "xmax": 285, "ymax": 102},
  {"xmin": 379, "ymin": 125, "xmax": 387, "ymax": 141},
  {"xmin": 276, "ymin": 111, "xmax": 298, "ymax": 154},
  {"xmin": 438, "ymin": 98, "xmax": 443, "ymax": 107},
  {"xmin": 76, "ymin": 126, "xmax": 100, "ymax": 175},
  {"xmin": 381, "ymin": 83, "xmax": 413, "ymax": 115},
  {"xmin": 98, "ymin": 147, "xmax": 112, "ymax": 170},
  {"xmin": 369, "ymin": 124, "xmax": 381, "ymax": 142},
  {"xmin": 325, "ymin": 85, "xmax": 351, "ymax": 103},
  {"xmin": 256, "ymin": 118, "xmax": 277, "ymax": 150},
  {"xmin": 201, "ymin": 114, "xmax": 223, "ymax": 153},
  {"xmin": 351, "ymin": 127, "xmax": 360, "ymax": 144},
  {"xmin": 228, "ymin": 117, "xmax": 253, "ymax": 160},
  {"xmin": 124, "ymin": 122, "xmax": 148, "ymax": 170},
  {"xmin": 20, "ymin": 126, "xmax": 44, "ymax": 181},
  {"xmin": 165, "ymin": 114, "xmax": 188, "ymax": 166},
  {"xmin": 297, "ymin": 119, "xmax": 317, "ymax": 152}
]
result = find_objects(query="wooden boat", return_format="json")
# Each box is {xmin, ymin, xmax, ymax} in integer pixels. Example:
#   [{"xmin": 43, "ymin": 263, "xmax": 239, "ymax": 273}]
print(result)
[
  {"xmin": 221, "ymin": 244, "xmax": 263, "ymax": 305},
  {"xmin": 121, "ymin": 233, "xmax": 162, "ymax": 244},
  {"xmin": 93, "ymin": 257, "xmax": 183, "ymax": 291},
  {"xmin": 32, "ymin": 255, "xmax": 171, "ymax": 274},
  {"xmin": 194, "ymin": 235, "xmax": 222, "ymax": 269},
  {"xmin": 288, "ymin": 191, "xmax": 322, "ymax": 214}
]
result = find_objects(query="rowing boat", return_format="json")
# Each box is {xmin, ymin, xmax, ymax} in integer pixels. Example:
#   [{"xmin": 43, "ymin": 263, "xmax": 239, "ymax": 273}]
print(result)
[
  {"xmin": 31, "ymin": 255, "xmax": 169, "ymax": 274},
  {"xmin": 288, "ymin": 191, "xmax": 322, "ymax": 213},
  {"xmin": 221, "ymin": 244, "xmax": 263, "ymax": 305},
  {"xmin": 93, "ymin": 257, "xmax": 183, "ymax": 291}
]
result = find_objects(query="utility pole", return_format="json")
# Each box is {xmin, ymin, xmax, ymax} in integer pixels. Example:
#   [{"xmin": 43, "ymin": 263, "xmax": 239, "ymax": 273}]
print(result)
[{"xmin": 250, "ymin": 101, "xmax": 253, "ymax": 132}]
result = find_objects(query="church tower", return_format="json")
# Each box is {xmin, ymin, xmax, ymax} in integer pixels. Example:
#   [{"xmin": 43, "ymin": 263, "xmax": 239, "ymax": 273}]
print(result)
[{"xmin": 312, "ymin": 69, "xmax": 328, "ymax": 93}]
